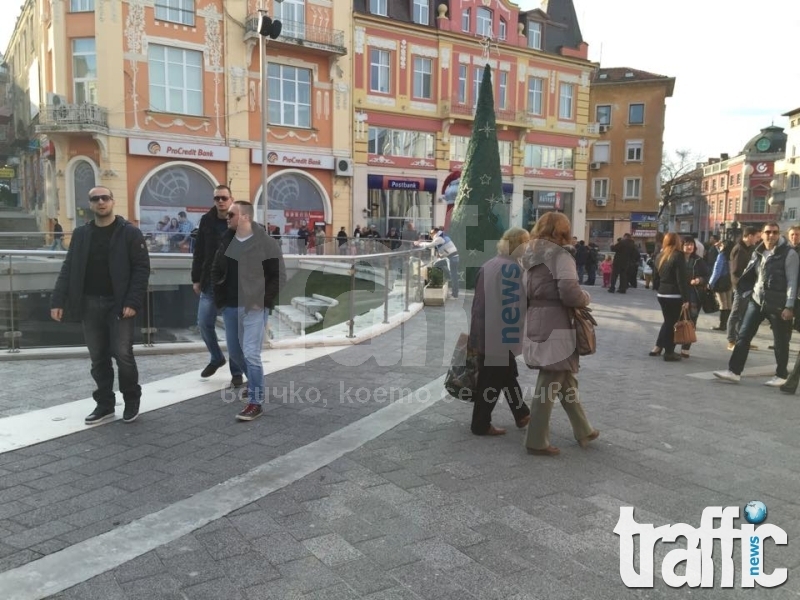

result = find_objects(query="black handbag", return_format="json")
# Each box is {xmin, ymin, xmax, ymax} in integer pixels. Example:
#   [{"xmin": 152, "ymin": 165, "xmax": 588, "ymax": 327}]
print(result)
[
  {"xmin": 444, "ymin": 333, "xmax": 480, "ymax": 402},
  {"xmin": 701, "ymin": 287, "xmax": 719, "ymax": 314}
]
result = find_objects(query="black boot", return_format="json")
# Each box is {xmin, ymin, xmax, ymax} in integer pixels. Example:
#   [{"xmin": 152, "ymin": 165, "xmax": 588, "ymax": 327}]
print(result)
[
  {"xmin": 712, "ymin": 310, "xmax": 730, "ymax": 331},
  {"xmin": 780, "ymin": 353, "xmax": 800, "ymax": 394}
]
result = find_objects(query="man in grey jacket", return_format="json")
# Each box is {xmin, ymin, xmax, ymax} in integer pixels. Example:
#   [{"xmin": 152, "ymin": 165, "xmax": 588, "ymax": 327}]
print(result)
[{"xmin": 714, "ymin": 222, "xmax": 799, "ymax": 386}]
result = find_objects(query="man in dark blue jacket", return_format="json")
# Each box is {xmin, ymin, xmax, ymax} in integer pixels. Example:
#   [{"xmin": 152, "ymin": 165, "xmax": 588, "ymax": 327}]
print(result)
[{"xmin": 51, "ymin": 187, "xmax": 151, "ymax": 425}]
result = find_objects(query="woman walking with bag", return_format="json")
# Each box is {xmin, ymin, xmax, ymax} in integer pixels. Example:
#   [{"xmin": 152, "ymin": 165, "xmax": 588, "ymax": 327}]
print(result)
[
  {"xmin": 469, "ymin": 227, "xmax": 532, "ymax": 436},
  {"xmin": 520, "ymin": 213, "xmax": 598, "ymax": 456},
  {"xmin": 679, "ymin": 237, "xmax": 709, "ymax": 358},
  {"xmin": 650, "ymin": 233, "xmax": 691, "ymax": 361},
  {"xmin": 708, "ymin": 239, "xmax": 733, "ymax": 331}
]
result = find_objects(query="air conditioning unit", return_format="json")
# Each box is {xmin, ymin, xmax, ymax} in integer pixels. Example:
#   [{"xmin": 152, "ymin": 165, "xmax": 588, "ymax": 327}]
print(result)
[
  {"xmin": 599, "ymin": 124, "xmax": 610, "ymax": 133},
  {"xmin": 590, "ymin": 162, "xmax": 602, "ymax": 170},
  {"xmin": 594, "ymin": 198, "xmax": 607, "ymax": 206},
  {"xmin": 46, "ymin": 92, "xmax": 67, "ymax": 107},
  {"xmin": 335, "ymin": 158, "xmax": 354, "ymax": 177}
]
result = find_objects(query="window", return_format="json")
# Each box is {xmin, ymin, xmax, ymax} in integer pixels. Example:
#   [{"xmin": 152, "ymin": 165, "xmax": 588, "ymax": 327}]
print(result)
[
  {"xmin": 498, "ymin": 140, "xmax": 512, "ymax": 166},
  {"xmin": 70, "ymin": 0, "xmax": 94, "ymax": 11},
  {"xmin": 625, "ymin": 141, "xmax": 643, "ymax": 162},
  {"xmin": 592, "ymin": 178, "xmax": 609, "ymax": 199},
  {"xmin": 720, "ymin": 176, "xmax": 726, "ymax": 188},
  {"xmin": 462, "ymin": 9, "xmax": 470, "ymax": 32},
  {"xmin": 273, "ymin": 0, "xmax": 305, "ymax": 38},
  {"xmin": 154, "ymin": 0, "xmax": 195, "ymax": 26},
  {"xmin": 370, "ymin": 127, "xmax": 435, "ymax": 158},
  {"xmin": 628, "ymin": 103, "xmax": 645, "ymax": 125},
  {"xmin": 712, "ymin": 179, "xmax": 717, "ymax": 191},
  {"xmin": 476, "ymin": 8, "xmax": 492, "ymax": 37},
  {"xmin": 527, "ymin": 21, "xmax": 542, "ymax": 49},
  {"xmin": 449, "ymin": 135, "xmax": 470, "ymax": 161},
  {"xmin": 148, "ymin": 44, "xmax": 203, "ymax": 116},
  {"xmin": 753, "ymin": 197, "xmax": 766, "ymax": 213},
  {"xmin": 624, "ymin": 178, "xmax": 642, "ymax": 199},
  {"xmin": 370, "ymin": 0, "xmax": 387, "ymax": 16},
  {"xmin": 472, "ymin": 67, "xmax": 482, "ymax": 107},
  {"xmin": 524, "ymin": 144, "xmax": 574, "ymax": 169},
  {"xmin": 412, "ymin": 57, "xmax": 432, "ymax": 100},
  {"xmin": 790, "ymin": 174, "xmax": 800, "ymax": 189},
  {"xmin": 413, "ymin": 0, "xmax": 429, "ymax": 25},
  {"xmin": 558, "ymin": 83, "xmax": 573, "ymax": 119},
  {"xmin": 737, "ymin": 173, "xmax": 742, "ymax": 185},
  {"xmin": 592, "ymin": 142, "xmax": 610, "ymax": 163},
  {"xmin": 498, "ymin": 71, "xmax": 507, "ymax": 109},
  {"xmin": 527, "ymin": 77, "xmax": 543, "ymax": 115},
  {"xmin": 789, "ymin": 208, "xmax": 797, "ymax": 220},
  {"xmin": 596, "ymin": 105, "xmax": 611, "ymax": 125},
  {"xmin": 498, "ymin": 19, "xmax": 506, "ymax": 40},
  {"xmin": 369, "ymin": 49, "xmax": 391, "ymax": 94},
  {"xmin": 72, "ymin": 38, "xmax": 97, "ymax": 104},
  {"xmin": 268, "ymin": 64, "xmax": 311, "ymax": 127},
  {"xmin": 457, "ymin": 65, "xmax": 467, "ymax": 104}
]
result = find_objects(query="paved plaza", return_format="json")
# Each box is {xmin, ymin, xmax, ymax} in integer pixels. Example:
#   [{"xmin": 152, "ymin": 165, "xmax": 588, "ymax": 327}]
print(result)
[{"xmin": 0, "ymin": 287, "xmax": 799, "ymax": 600}]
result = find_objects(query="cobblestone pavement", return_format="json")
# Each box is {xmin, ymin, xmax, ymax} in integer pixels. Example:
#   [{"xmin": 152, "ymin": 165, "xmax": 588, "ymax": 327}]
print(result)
[{"xmin": 1, "ymin": 285, "xmax": 799, "ymax": 599}]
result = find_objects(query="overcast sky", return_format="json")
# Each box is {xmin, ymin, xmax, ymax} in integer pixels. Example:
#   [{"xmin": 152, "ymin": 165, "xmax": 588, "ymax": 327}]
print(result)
[{"xmin": 2, "ymin": 0, "xmax": 798, "ymax": 161}]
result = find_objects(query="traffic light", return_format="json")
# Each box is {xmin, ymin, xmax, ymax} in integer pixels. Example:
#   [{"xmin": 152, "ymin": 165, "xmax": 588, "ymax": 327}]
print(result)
[{"xmin": 259, "ymin": 15, "xmax": 282, "ymax": 40}]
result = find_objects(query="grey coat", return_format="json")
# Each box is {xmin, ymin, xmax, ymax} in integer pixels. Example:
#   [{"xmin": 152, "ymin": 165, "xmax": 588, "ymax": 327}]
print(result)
[{"xmin": 521, "ymin": 240, "xmax": 590, "ymax": 373}]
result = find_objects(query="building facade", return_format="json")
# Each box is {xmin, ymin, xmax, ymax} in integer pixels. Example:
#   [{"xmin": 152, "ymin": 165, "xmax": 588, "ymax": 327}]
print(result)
[
  {"xmin": 352, "ymin": 0, "xmax": 596, "ymax": 238},
  {"xmin": 702, "ymin": 125, "xmax": 786, "ymax": 239},
  {"xmin": 584, "ymin": 67, "xmax": 674, "ymax": 250},
  {"xmin": 772, "ymin": 107, "xmax": 800, "ymax": 230},
  {"xmin": 3, "ymin": 0, "xmax": 352, "ymax": 238}
]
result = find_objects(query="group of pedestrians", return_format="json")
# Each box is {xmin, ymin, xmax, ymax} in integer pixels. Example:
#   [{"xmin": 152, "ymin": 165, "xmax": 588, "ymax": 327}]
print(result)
[
  {"xmin": 467, "ymin": 213, "xmax": 599, "ymax": 456},
  {"xmin": 51, "ymin": 184, "xmax": 286, "ymax": 425}
]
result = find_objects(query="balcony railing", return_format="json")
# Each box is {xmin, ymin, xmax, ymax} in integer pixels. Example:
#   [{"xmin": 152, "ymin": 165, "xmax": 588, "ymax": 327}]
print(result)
[
  {"xmin": 245, "ymin": 15, "xmax": 346, "ymax": 55},
  {"xmin": 36, "ymin": 103, "xmax": 108, "ymax": 133},
  {"xmin": 445, "ymin": 103, "xmax": 521, "ymax": 124}
]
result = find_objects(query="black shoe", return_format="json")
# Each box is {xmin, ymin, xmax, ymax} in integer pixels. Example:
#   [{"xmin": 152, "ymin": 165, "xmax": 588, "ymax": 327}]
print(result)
[
  {"xmin": 123, "ymin": 400, "xmax": 140, "ymax": 423},
  {"xmin": 201, "ymin": 359, "xmax": 227, "ymax": 378},
  {"xmin": 663, "ymin": 353, "xmax": 682, "ymax": 362},
  {"xmin": 608, "ymin": 289, "xmax": 615, "ymax": 293},
  {"xmin": 85, "ymin": 407, "xmax": 115, "ymax": 426},
  {"xmin": 231, "ymin": 374, "xmax": 245, "ymax": 388},
  {"xmin": 236, "ymin": 403, "xmax": 263, "ymax": 421},
  {"xmin": 779, "ymin": 383, "xmax": 797, "ymax": 394}
]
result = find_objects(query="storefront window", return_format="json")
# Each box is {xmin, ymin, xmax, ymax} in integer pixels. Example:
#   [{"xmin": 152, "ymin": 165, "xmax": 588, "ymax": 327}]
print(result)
[
  {"xmin": 368, "ymin": 127, "xmax": 435, "ymax": 159},
  {"xmin": 522, "ymin": 190, "xmax": 573, "ymax": 230},
  {"xmin": 369, "ymin": 189, "xmax": 433, "ymax": 236}
]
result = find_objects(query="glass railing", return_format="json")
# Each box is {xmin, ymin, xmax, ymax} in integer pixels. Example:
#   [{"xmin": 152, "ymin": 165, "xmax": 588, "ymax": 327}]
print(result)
[{"xmin": 0, "ymin": 243, "xmax": 429, "ymax": 352}]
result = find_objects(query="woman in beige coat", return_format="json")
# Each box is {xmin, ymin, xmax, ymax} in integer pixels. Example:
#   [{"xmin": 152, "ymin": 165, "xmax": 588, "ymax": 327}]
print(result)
[{"xmin": 521, "ymin": 212, "xmax": 599, "ymax": 456}]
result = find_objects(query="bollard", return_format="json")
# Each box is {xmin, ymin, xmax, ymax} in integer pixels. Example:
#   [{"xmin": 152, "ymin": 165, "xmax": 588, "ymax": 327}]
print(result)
[{"xmin": 347, "ymin": 260, "xmax": 356, "ymax": 338}]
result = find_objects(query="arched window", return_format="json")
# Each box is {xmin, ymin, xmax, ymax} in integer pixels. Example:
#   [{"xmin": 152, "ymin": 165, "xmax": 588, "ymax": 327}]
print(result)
[
  {"xmin": 137, "ymin": 163, "xmax": 216, "ymax": 236},
  {"xmin": 476, "ymin": 7, "xmax": 492, "ymax": 37},
  {"xmin": 256, "ymin": 171, "xmax": 330, "ymax": 231},
  {"xmin": 71, "ymin": 159, "xmax": 96, "ymax": 225}
]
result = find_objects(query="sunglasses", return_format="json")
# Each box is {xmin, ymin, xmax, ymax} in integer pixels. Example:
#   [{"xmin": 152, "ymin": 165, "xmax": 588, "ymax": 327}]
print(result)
[
  {"xmin": 214, "ymin": 196, "xmax": 230, "ymax": 202},
  {"xmin": 89, "ymin": 194, "xmax": 112, "ymax": 203}
]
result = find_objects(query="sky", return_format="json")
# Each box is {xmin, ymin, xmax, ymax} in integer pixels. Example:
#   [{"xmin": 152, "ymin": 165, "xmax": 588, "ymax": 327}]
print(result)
[{"xmin": 1, "ymin": 0, "xmax": 798, "ymax": 162}]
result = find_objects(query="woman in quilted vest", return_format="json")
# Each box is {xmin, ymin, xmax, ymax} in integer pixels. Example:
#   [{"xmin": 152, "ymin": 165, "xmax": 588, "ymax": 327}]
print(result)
[{"xmin": 520, "ymin": 213, "xmax": 599, "ymax": 456}]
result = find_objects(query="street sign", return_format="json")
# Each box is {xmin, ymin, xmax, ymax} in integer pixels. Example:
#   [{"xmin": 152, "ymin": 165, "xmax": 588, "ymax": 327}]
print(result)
[{"xmin": 0, "ymin": 167, "xmax": 15, "ymax": 179}]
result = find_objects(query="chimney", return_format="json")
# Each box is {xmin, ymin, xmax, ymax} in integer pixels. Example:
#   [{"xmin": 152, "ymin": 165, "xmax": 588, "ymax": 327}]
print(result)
[{"xmin": 720, "ymin": 153, "xmax": 729, "ymax": 160}]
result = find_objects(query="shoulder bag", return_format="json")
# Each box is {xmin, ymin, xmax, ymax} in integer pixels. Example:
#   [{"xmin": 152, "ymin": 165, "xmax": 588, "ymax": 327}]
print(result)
[
  {"xmin": 444, "ymin": 333, "xmax": 480, "ymax": 402},
  {"xmin": 674, "ymin": 305, "xmax": 697, "ymax": 345},
  {"xmin": 571, "ymin": 306, "xmax": 598, "ymax": 356}
]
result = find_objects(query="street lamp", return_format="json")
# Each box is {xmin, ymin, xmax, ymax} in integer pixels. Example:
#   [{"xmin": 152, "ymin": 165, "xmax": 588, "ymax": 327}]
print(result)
[{"xmin": 258, "ymin": 6, "xmax": 282, "ymax": 226}]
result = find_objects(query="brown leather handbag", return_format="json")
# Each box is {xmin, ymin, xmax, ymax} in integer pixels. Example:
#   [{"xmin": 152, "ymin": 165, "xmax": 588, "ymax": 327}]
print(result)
[
  {"xmin": 674, "ymin": 306, "xmax": 697, "ymax": 345},
  {"xmin": 571, "ymin": 307, "xmax": 597, "ymax": 356}
]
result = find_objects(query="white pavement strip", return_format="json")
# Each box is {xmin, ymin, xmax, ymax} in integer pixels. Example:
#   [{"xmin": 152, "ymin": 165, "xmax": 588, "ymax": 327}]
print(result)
[
  {"xmin": 0, "ymin": 345, "xmax": 346, "ymax": 455},
  {"xmin": 0, "ymin": 375, "xmax": 448, "ymax": 600}
]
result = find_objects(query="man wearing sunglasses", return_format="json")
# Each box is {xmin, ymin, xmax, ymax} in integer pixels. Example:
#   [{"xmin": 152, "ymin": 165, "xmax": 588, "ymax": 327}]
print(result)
[
  {"xmin": 191, "ymin": 184, "xmax": 244, "ymax": 387},
  {"xmin": 211, "ymin": 201, "xmax": 286, "ymax": 421},
  {"xmin": 714, "ymin": 222, "xmax": 799, "ymax": 386},
  {"xmin": 51, "ymin": 187, "xmax": 151, "ymax": 425}
]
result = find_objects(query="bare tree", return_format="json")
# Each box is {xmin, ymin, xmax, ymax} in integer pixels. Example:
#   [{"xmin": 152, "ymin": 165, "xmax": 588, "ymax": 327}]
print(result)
[{"xmin": 657, "ymin": 149, "xmax": 704, "ymax": 219}]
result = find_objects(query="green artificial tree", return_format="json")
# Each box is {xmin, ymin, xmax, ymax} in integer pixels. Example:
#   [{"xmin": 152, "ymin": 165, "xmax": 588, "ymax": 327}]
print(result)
[{"xmin": 447, "ymin": 63, "xmax": 505, "ymax": 289}]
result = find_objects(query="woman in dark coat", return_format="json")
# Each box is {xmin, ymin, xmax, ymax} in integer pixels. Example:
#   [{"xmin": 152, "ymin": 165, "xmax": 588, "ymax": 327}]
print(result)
[
  {"xmin": 679, "ymin": 237, "xmax": 709, "ymax": 358},
  {"xmin": 469, "ymin": 227, "xmax": 532, "ymax": 436},
  {"xmin": 650, "ymin": 232, "xmax": 691, "ymax": 361},
  {"xmin": 521, "ymin": 212, "xmax": 599, "ymax": 456}
]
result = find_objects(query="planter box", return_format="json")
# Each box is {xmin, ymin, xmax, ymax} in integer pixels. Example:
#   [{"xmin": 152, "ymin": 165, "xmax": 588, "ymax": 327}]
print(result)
[{"xmin": 423, "ymin": 282, "xmax": 449, "ymax": 306}]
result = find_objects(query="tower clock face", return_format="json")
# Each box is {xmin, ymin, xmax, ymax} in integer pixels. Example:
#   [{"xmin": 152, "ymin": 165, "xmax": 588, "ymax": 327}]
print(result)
[{"xmin": 755, "ymin": 137, "xmax": 771, "ymax": 152}]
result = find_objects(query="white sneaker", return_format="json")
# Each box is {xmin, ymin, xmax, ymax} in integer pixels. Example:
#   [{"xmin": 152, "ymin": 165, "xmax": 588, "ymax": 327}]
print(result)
[
  {"xmin": 764, "ymin": 376, "xmax": 787, "ymax": 387},
  {"xmin": 713, "ymin": 370, "xmax": 741, "ymax": 383}
]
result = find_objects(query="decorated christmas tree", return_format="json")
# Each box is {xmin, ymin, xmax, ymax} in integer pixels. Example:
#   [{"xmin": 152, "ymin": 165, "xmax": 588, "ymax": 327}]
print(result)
[{"xmin": 447, "ymin": 63, "xmax": 505, "ymax": 289}]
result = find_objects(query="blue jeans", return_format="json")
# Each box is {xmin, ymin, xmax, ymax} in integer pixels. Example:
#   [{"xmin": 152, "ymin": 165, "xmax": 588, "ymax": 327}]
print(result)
[
  {"xmin": 198, "ymin": 290, "xmax": 242, "ymax": 377},
  {"xmin": 448, "ymin": 254, "xmax": 460, "ymax": 298},
  {"xmin": 729, "ymin": 299, "xmax": 792, "ymax": 378},
  {"xmin": 222, "ymin": 307, "xmax": 268, "ymax": 404}
]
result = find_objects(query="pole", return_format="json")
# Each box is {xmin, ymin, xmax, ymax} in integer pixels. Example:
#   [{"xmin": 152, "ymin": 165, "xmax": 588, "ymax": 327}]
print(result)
[{"xmin": 260, "ymin": 31, "xmax": 269, "ymax": 227}]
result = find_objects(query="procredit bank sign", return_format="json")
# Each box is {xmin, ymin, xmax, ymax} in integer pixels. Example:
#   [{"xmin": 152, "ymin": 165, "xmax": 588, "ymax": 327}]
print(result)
[
  {"xmin": 128, "ymin": 139, "xmax": 231, "ymax": 162},
  {"xmin": 251, "ymin": 149, "xmax": 335, "ymax": 170}
]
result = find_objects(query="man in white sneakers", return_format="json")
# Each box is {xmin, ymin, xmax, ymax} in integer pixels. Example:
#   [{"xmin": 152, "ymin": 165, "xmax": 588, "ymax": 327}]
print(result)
[{"xmin": 714, "ymin": 222, "xmax": 798, "ymax": 386}]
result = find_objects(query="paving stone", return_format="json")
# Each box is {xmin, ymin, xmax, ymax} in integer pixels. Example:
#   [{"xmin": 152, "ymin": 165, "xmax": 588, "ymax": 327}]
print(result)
[
  {"xmin": 274, "ymin": 556, "xmax": 342, "ymax": 594},
  {"xmin": 388, "ymin": 561, "xmax": 477, "ymax": 600},
  {"xmin": 218, "ymin": 553, "xmax": 281, "ymax": 588},
  {"xmin": 56, "ymin": 572, "xmax": 128, "ymax": 600},
  {"xmin": 195, "ymin": 524, "xmax": 252, "ymax": 560},
  {"xmin": 332, "ymin": 557, "xmax": 399, "ymax": 595},
  {"xmin": 3, "ymin": 518, "xmax": 73, "ymax": 549},
  {"xmin": 181, "ymin": 576, "xmax": 246, "ymax": 600},
  {"xmin": 360, "ymin": 588, "xmax": 424, "ymax": 600},
  {"xmin": 251, "ymin": 531, "xmax": 313, "ymax": 564},
  {"xmin": 302, "ymin": 533, "xmax": 363, "ymax": 566},
  {"xmin": 0, "ymin": 548, "xmax": 41, "ymax": 571},
  {"xmin": 300, "ymin": 583, "xmax": 362, "ymax": 600},
  {"xmin": 118, "ymin": 573, "xmax": 185, "ymax": 600}
]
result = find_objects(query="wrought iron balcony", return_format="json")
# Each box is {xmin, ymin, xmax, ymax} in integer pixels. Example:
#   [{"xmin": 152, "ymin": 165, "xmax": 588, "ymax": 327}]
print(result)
[
  {"xmin": 245, "ymin": 15, "xmax": 346, "ymax": 55},
  {"xmin": 36, "ymin": 103, "xmax": 108, "ymax": 134}
]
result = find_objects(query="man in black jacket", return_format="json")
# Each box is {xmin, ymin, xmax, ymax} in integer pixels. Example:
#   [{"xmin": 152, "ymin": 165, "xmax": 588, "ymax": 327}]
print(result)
[
  {"xmin": 608, "ymin": 234, "xmax": 637, "ymax": 293},
  {"xmin": 212, "ymin": 201, "xmax": 286, "ymax": 421},
  {"xmin": 51, "ymin": 187, "xmax": 150, "ymax": 425},
  {"xmin": 191, "ymin": 184, "xmax": 244, "ymax": 386},
  {"xmin": 726, "ymin": 227, "xmax": 759, "ymax": 349}
]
